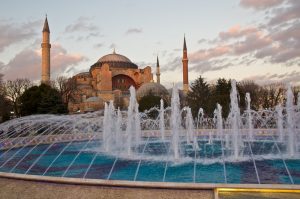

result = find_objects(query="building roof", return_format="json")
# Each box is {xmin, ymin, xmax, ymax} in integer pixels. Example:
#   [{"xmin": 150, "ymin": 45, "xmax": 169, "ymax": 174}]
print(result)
[
  {"xmin": 91, "ymin": 50, "xmax": 138, "ymax": 69},
  {"xmin": 136, "ymin": 82, "xmax": 169, "ymax": 99}
]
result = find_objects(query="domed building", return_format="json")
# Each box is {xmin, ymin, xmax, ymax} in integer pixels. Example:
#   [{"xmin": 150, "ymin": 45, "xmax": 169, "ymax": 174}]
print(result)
[
  {"xmin": 68, "ymin": 50, "xmax": 153, "ymax": 112},
  {"xmin": 136, "ymin": 82, "xmax": 169, "ymax": 101},
  {"xmin": 40, "ymin": 17, "xmax": 190, "ymax": 113}
]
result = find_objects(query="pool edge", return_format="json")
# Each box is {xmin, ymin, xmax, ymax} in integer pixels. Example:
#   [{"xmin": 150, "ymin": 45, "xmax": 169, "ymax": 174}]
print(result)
[{"xmin": 1, "ymin": 171, "xmax": 299, "ymax": 190}]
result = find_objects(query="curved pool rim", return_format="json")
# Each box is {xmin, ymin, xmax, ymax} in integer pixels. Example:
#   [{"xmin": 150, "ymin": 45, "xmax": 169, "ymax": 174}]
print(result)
[{"xmin": 1, "ymin": 171, "xmax": 300, "ymax": 191}]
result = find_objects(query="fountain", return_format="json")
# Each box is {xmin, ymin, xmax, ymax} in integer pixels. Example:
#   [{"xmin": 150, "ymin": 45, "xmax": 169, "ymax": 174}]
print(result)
[
  {"xmin": 286, "ymin": 85, "xmax": 296, "ymax": 157},
  {"xmin": 171, "ymin": 84, "xmax": 181, "ymax": 160},
  {"xmin": 229, "ymin": 80, "xmax": 242, "ymax": 160},
  {"xmin": 0, "ymin": 82, "xmax": 299, "ymax": 186},
  {"xmin": 159, "ymin": 99, "xmax": 165, "ymax": 140},
  {"xmin": 245, "ymin": 93, "xmax": 253, "ymax": 140}
]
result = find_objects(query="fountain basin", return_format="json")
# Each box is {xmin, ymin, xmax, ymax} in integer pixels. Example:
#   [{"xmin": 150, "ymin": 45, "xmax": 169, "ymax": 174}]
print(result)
[{"xmin": 0, "ymin": 138, "xmax": 299, "ymax": 184}]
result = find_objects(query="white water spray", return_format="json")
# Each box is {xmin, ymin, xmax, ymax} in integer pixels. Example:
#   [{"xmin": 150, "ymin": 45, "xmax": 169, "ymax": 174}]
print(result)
[
  {"xmin": 229, "ymin": 80, "xmax": 241, "ymax": 160},
  {"xmin": 286, "ymin": 85, "xmax": 296, "ymax": 157},
  {"xmin": 171, "ymin": 85, "xmax": 181, "ymax": 160},
  {"xmin": 246, "ymin": 93, "xmax": 253, "ymax": 140},
  {"xmin": 159, "ymin": 99, "xmax": 165, "ymax": 140},
  {"xmin": 276, "ymin": 105, "xmax": 284, "ymax": 142}
]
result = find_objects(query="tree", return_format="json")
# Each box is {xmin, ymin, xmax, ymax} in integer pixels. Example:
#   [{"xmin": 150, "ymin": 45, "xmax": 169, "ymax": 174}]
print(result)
[
  {"xmin": 55, "ymin": 76, "xmax": 78, "ymax": 105},
  {"xmin": 0, "ymin": 74, "xmax": 12, "ymax": 122},
  {"xmin": 237, "ymin": 80, "xmax": 261, "ymax": 111},
  {"xmin": 138, "ymin": 94, "xmax": 166, "ymax": 111},
  {"xmin": 3, "ymin": 78, "xmax": 32, "ymax": 116},
  {"xmin": 211, "ymin": 78, "xmax": 231, "ymax": 117},
  {"xmin": 187, "ymin": 76, "xmax": 213, "ymax": 117},
  {"xmin": 19, "ymin": 84, "xmax": 68, "ymax": 116},
  {"xmin": 138, "ymin": 93, "xmax": 168, "ymax": 118},
  {"xmin": 257, "ymin": 83, "xmax": 285, "ymax": 109},
  {"xmin": 292, "ymin": 85, "xmax": 300, "ymax": 105}
]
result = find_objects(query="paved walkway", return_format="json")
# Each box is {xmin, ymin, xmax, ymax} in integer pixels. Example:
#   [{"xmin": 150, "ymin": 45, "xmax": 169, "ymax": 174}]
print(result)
[{"xmin": 0, "ymin": 177, "xmax": 214, "ymax": 199}]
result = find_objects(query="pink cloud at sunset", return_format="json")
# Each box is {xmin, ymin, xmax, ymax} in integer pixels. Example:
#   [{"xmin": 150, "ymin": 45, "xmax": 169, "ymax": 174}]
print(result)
[{"xmin": 1, "ymin": 44, "xmax": 87, "ymax": 81}]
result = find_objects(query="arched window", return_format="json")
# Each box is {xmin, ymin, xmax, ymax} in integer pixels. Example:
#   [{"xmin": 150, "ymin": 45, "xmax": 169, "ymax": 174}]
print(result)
[{"xmin": 112, "ymin": 74, "xmax": 136, "ymax": 91}]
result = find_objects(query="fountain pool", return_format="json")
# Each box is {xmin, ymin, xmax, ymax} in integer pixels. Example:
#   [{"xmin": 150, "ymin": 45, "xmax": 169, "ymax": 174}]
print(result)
[{"xmin": 0, "ymin": 81, "xmax": 299, "ymax": 187}]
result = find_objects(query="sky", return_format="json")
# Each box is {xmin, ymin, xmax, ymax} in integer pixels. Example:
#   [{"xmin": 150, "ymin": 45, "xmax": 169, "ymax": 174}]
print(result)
[{"xmin": 0, "ymin": 0, "xmax": 299, "ymax": 88}]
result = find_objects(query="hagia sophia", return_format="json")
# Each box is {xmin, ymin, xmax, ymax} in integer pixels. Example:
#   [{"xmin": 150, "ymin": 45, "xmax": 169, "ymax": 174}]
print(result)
[{"xmin": 41, "ymin": 17, "xmax": 189, "ymax": 113}]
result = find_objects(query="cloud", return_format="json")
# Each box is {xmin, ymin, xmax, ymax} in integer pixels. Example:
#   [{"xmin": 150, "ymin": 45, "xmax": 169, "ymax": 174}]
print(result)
[
  {"xmin": 186, "ymin": 25, "xmax": 271, "ymax": 69},
  {"xmin": 0, "ymin": 19, "xmax": 41, "ymax": 52},
  {"xmin": 50, "ymin": 44, "xmax": 88, "ymax": 76},
  {"xmin": 240, "ymin": 0, "xmax": 284, "ymax": 10},
  {"xmin": 1, "ymin": 44, "xmax": 87, "ymax": 81},
  {"xmin": 189, "ymin": 45, "xmax": 231, "ymax": 63},
  {"xmin": 243, "ymin": 71, "xmax": 300, "ymax": 85},
  {"xmin": 219, "ymin": 25, "xmax": 259, "ymax": 40},
  {"xmin": 255, "ymin": 21, "xmax": 300, "ymax": 62},
  {"xmin": 234, "ymin": 32, "xmax": 272, "ymax": 54},
  {"xmin": 125, "ymin": 28, "xmax": 143, "ymax": 35},
  {"xmin": 64, "ymin": 17, "xmax": 101, "ymax": 42},
  {"xmin": 65, "ymin": 16, "xmax": 99, "ymax": 33},
  {"xmin": 94, "ymin": 43, "xmax": 104, "ymax": 48},
  {"xmin": 198, "ymin": 39, "xmax": 207, "ymax": 44},
  {"xmin": 135, "ymin": 61, "xmax": 155, "ymax": 67},
  {"xmin": 161, "ymin": 57, "xmax": 181, "ymax": 72},
  {"xmin": 109, "ymin": 43, "xmax": 117, "ymax": 49},
  {"xmin": 268, "ymin": 0, "xmax": 300, "ymax": 25},
  {"xmin": 190, "ymin": 60, "xmax": 233, "ymax": 73}
]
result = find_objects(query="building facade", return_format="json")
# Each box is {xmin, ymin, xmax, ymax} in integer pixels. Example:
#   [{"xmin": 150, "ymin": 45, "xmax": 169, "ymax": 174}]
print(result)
[{"xmin": 68, "ymin": 51, "xmax": 153, "ymax": 112}]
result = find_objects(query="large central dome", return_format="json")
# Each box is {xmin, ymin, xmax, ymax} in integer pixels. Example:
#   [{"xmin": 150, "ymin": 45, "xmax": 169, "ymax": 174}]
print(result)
[{"xmin": 92, "ymin": 50, "xmax": 138, "ymax": 69}]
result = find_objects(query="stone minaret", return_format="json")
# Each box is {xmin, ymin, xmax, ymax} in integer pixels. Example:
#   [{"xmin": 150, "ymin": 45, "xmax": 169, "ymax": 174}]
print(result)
[
  {"xmin": 182, "ymin": 35, "xmax": 189, "ymax": 93},
  {"xmin": 156, "ymin": 56, "xmax": 160, "ymax": 84},
  {"xmin": 41, "ymin": 16, "xmax": 51, "ymax": 84}
]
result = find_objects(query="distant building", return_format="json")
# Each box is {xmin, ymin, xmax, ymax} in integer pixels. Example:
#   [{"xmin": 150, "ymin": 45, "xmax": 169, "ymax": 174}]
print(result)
[
  {"xmin": 40, "ymin": 17, "xmax": 189, "ymax": 113},
  {"xmin": 69, "ymin": 50, "xmax": 153, "ymax": 112}
]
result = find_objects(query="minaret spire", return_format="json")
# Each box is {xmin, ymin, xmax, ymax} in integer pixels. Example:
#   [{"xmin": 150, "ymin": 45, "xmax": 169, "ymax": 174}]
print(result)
[
  {"xmin": 182, "ymin": 35, "xmax": 189, "ymax": 93},
  {"xmin": 41, "ymin": 16, "xmax": 51, "ymax": 84},
  {"xmin": 183, "ymin": 34, "xmax": 187, "ymax": 50},
  {"xmin": 43, "ymin": 15, "xmax": 50, "ymax": 33},
  {"xmin": 156, "ymin": 55, "xmax": 160, "ymax": 84}
]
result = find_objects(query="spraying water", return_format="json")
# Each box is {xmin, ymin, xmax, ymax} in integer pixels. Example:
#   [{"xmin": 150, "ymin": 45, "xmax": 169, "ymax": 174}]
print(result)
[
  {"xmin": 276, "ymin": 105, "xmax": 284, "ymax": 142},
  {"xmin": 115, "ymin": 108, "xmax": 123, "ymax": 150},
  {"xmin": 185, "ymin": 107, "xmax": 194, "ymax": 144},
  {"xmin": 171, "ymin": 84, "xmax": 181, "ymax": 160},
  {"xmin": 134, "ymin": 102, "xmax": 141, "ymax": 145},
  {"xmin": 196, "ymin": 108, "xmax": 204, "ymax": 129},
  {"xmin": 246, "ymin": 93, "xmax": 253, "ymax": 140},
  {"xmin": 229, "ymin": 80, "xmax": 241, "ymax": 160},
  {"xmin": 214, "ymin": 103, "xmax": 223, "ymax": 140},
  {"xmin": 126, "ymin": 86, "xmax": 137, "ymax": 156},
  {"xmin": 286, "ymin": 85, "xmax": 296, "ymax": 157},
  {"xmin": 159, "ymin": 99, "xmax": 165, "ymax": 140}
]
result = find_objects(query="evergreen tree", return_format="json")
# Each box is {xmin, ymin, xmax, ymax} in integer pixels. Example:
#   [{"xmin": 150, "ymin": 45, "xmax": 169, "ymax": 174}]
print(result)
[
  {"xmin": 138, "ymin": 93, "xmax": 168, "ymax": 118},
  {"xmin": 212, "ymin": 78, "xmax": 231, "ymax": 117},
  {"xmin": 19, "ymin": 84, "xmax": 68, "ymax": 116},
  {"xmin": 187, "ymin": 76, "xmax": 213, "ymax": 117}
]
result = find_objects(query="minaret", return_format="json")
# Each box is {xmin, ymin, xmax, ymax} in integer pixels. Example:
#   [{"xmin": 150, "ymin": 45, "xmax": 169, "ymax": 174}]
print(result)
[
  {"xmin": 182, "ymin": 35, "xmax": 189, "ymax": 93},
  {"xmin": 156, "ymin": 56, "xmax": 160, "ymax": 84},
  {"xmin": 41, "ymin": 16, "xmax": 51, "ymax": 84}
]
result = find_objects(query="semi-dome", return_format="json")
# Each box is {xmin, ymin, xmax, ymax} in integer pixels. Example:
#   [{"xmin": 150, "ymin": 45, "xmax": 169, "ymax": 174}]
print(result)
[
  {"xmin": 136, "ymin": 82, "xmax": 169, "ymax": 100},
  {"xmin": 91, "ymin": 50, "xmax": 138, "ymax": 69}
]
